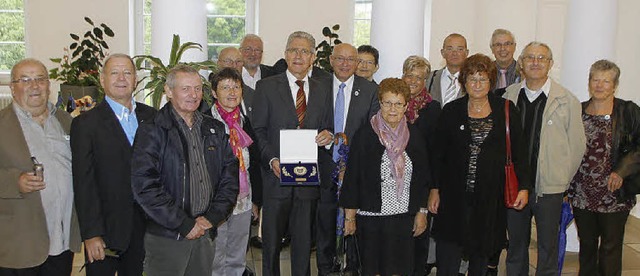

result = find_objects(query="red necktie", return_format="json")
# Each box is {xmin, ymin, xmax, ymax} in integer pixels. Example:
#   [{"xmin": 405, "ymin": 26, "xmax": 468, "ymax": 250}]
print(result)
[{"xmin": 295, "ymin": 80, "xmax": 307, "ymax": 127}]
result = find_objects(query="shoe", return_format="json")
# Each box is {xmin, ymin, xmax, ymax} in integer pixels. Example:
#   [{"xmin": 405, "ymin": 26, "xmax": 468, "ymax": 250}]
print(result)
[
  {"xmin": 485, "ymin": 267, "xmax": 497, "ymax": 276},
  {"xmin": 426, "ymin": 263, "xmax": 436, "ymax": 275},
  {"xmin": 250, "ymin": 236, "xmax": 262, "ymax": 248}
]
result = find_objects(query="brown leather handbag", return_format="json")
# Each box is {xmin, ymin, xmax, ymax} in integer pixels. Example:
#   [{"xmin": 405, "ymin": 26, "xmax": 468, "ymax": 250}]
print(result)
[{"xmin": 504, "ymin": 100, "xmax": 519, "ymax": 208}]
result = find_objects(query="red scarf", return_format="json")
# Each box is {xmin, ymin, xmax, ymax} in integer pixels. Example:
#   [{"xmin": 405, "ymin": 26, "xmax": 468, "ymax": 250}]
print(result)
[
  {"xmin": 405, "ymin": 88, "xmax": 432, "ymax": 124},
  {"xmin": 215, "ymin": 102, "xmax": 253, "ymax": 199}
]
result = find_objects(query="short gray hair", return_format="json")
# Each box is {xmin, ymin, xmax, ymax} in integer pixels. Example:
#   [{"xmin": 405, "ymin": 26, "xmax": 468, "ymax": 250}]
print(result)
[
  {"xmin": 490, "ymin": 29, "xmax": 516, "ymax": 47},
  {"xmin": 240, "ymin": 34, "xmax": 263, "ymax": 48},
  {"xmin": 166, "ymin": 64, "xmax": 199, "ymax": 90},
  {"xmin": 589, "ymin": 59, "xmax": 621, "ymax": 86},
  {"xmin": 102, "ymin": 53, "xmax": 135, "ymax": 74},
  {"xmin": 520, "ymin": 41, "xmax": 554, "ymax": 61},
  {"xmin": 286, "ymin": 31, "xmax": 316, "ymax": 51},
  {"xmin": 11, "ymin": 58, "xmax": 48, "ymax": 80}
]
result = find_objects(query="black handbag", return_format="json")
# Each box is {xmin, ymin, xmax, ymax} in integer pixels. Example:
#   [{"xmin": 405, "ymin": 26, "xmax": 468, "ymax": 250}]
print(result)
[{"xmin": 328, "ymin": 234, "xmax": 361, "ymax": 276}]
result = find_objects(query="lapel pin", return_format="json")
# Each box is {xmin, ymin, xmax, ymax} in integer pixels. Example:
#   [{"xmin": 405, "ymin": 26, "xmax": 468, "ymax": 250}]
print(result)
[
  {"xmin": 210, "ymin": 128, "xmax": 215, "ymax": 134},
  {"xmin": 248, "ymin": 107, "xmax": 252, "ymax": 112},
  {"xmin": 547, "ymin": 120, "xmax": 553, "ymax": 125},
  {"xmin": 460, "ymin": 125, "xmax": 464, "ymax": 130},
  {"xmin": 604, "ymin": 114, "xmax": 611, "ymax": 120},
  {"xmin": 354, "ymin": 90, "xmax": 360, "ymax": 97}
]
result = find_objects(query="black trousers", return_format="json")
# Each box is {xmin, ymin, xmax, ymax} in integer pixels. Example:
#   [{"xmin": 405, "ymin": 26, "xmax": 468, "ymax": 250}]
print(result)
[
  {"xmin": 262, "ymin": 196, "xmax": 317, "ymax": 276},
  {"xmin": 84, "ymin": 206, "xmax": 146, "ymax": 276},
  {"xmin": 0, "ymin": 250, "xmax": 74, "ymax": 276},
  {"xmin": 316, "ymin": 186, "xmax": 338, "ymax": 276},
  {"xmin": 573, "ymin": 207, "xmax": 629, "ymax": 276},
  {"xmin": 435, "ymin": 239, "xmax": 487, "ymax": 276}
]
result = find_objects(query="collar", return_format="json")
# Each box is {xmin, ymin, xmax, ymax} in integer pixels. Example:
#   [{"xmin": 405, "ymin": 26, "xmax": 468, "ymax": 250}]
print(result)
[
  {"xmin": 13, "ymin": 102, "xmax": 56, "ymax": 119},
  {"xmin": 522, "ymin": 78, "xmax": 551, "ymax": 98},
  {"xmin": 105, "ymin": 96, "xmax": 136, "ymax": 120},
  {"xmin": 496, "ymin": 59, "xmax": 517, "ymax": 71},
  {"xmin": 243, "ymin": 66, "xmax": 261, "ymax": 78},
  {"xmin": 332, "ymin": 74, "xmax": 354, "ymax": 90},
  {"xmin": 443, "ymin": 67, "xmax": 460, "ymax": 79},
  {"xmin": 170, "ymin": 104, "xmax": 202, "ymax": 129},
  {"xmin": 286, "ymin": 69, "xmax": 309, "ymax": 85}
]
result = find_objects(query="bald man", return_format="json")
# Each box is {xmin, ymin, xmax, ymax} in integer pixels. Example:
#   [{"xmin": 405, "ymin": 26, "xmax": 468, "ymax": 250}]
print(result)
[{"xmin": 316, "ymin": 43, "xmax": 380, "ymax": 275}]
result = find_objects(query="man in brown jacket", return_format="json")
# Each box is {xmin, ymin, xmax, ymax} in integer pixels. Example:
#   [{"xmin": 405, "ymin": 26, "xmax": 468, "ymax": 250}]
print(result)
[{"xmin": 0, "ymin": 58, "xmax": 80, "ymax": 275}]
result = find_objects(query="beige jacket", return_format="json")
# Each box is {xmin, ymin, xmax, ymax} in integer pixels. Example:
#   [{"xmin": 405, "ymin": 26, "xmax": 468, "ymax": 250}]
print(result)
[
  {"xmin": 0, "ymin": 103, "xmax": 80, "ymax": 269},
  {"xmin": 503, "ymin": 79, "xmax": 586, "ymax": 196}
]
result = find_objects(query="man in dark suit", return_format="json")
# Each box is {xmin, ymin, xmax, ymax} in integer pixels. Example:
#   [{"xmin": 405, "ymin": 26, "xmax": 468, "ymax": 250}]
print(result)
[
  {"xmin": 316, "ymin": 43, "xmax": 379, "ymax": 275},
  {"xmin": 216, "ymin": 47, "xmax": 257, "ymax": 121},
  {"xmin": 71, "ymin": 54, "xmax": 156, "ymax": 275},
  {"xmin": 252, "ymin": 31, "xmax": 333, "ymax": 276},
  {"xmin": 240, "ymin": 34, "xmax": 277, "ymax": 89}
]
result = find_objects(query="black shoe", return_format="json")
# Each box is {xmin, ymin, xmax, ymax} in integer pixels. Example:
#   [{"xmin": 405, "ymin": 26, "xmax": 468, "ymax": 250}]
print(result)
[
  {"xmin": 485, "ymin": 267, "xmax": 497, "ymax": 276},
  {"xmin": 250, "ymin": 236, "xmax": 262, "ymax": 248},
  {"xmin": 426, "ymin": 263, "xmax": 436, "ymax": 275}
]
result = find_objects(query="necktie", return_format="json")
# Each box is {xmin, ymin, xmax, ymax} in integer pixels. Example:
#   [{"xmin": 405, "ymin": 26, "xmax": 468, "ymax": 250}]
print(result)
[
  {"xmin": 498, "ymin": 69, "xmax": 507, "ymax": 89},
  {"xmin": 333, "ymin": 82, "xmax": 346, "ymax": 162},
  {"xmin": 295, "ymin": 80, "xmax": 307, "ymax": 127},
  {"xmin": 444, "ymin": 74, "xmax": 458, "ymax": 104}
]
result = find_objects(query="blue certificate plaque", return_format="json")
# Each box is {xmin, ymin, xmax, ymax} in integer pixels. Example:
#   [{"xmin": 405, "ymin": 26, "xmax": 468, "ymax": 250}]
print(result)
[{"xmin": 279, "ymin": 129, "xmax": 319, "ymax": 186}]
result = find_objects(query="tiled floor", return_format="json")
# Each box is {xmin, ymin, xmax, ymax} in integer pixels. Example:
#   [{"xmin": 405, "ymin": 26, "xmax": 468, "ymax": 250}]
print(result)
[{"xmin": 71, "ymin": 216, "xmax": 640, "ymax": 276}]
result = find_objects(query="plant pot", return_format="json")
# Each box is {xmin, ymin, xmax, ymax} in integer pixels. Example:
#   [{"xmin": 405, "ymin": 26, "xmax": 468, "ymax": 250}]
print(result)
[{"xmin": 59, "ymin": 84, "xmax": 99, "ymax": 101}]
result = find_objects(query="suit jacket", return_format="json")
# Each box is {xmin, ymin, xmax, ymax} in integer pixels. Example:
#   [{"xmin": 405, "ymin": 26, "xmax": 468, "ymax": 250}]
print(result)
[
  {"xmin": 260, "ymin": 64, "xmax": 277, "ymax": 79},
  {"xmin": 71, "ymin": 101, "xmax": 156, "ymax": 252},
  {"xmin": 252, "ymin": 72, "xmax": 333, "ymax": 199},
  {"xmin": 0, "ymin": 104, "xmax": 81, "ymax": 269},
  {"xmin": 241, "ymin": 84, "xmax": 256, "ymax": 121},
  {"xmin": 503, "ymin": 80, "xmax": 586, "ymax": 195},
  {"xmin": 427, "ymin": 69, "xmax": 444, "ymax": 104},
  {"xmin": 319, "ymin": 75, "xmax": 380, "ymax": 190}
]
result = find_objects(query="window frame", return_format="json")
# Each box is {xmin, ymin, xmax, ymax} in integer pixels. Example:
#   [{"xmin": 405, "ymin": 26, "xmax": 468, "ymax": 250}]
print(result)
[{"xmin": 0, "ymin": 4, "xmax": 26, "ymax": 82}]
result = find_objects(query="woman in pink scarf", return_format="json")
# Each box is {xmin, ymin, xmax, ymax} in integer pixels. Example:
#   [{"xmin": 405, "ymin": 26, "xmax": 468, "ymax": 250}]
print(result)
[
  {"xmin": 339, "ymin": 78, "xmax": 431, "ymax": 276},
  {"xmin": 208, "ymin": 68, "xmax": 262, "ymax": 275}
]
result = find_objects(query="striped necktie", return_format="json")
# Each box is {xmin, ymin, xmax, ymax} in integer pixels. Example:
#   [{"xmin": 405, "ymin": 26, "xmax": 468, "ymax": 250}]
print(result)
[
  {"xmin": 444, "ymin": 74, "xmax": 458, "ymax": 104},
  {"xmin": 295, "ymin": 80, "xmax": 307, "ymax": 127}
]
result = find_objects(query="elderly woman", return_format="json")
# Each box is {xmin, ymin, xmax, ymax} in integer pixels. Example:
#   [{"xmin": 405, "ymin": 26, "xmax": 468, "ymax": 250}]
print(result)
[
  {"xmin": 340, "ymin": 78, "xmax": 430, "ymax": 276},
  {"xmin": 428, "ymin": 54, "xmax": 530, "ymax": 276},
  {"xmin": 568, "ymin": 59, "xmax": 640, "ymax": 276},
  {"xmin": 208, "ymin": 67, "xmax": 262, "ymax": 276}
]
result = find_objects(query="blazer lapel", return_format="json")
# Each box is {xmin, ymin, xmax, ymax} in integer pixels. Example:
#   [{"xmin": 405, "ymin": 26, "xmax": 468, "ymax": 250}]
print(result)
[
  {"xmin": 306, "ymin": 78, "xmax": 324, "ymax": 127},
  {"xmin": 98, "ymin": 103, "xmax": 133, "ymax": 150},
  {"xmin": 277, "ymin": 75, "xmax": 298, "ymax": 123},
  {"xmin": 542, "ymin": 81, "xmax": 567, "ymax": 122},
  {"xmin": 344, "ymin": 79, "xmax": 363, "ymax": 135}
]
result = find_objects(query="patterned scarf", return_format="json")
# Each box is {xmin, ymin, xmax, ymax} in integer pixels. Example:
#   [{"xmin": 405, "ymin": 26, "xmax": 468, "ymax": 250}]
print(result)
[
  {"xmin": 405, "ymin": 88, "xmax": 432, "ymax": 124},
  {"xmin": 215, "ymin": 102, "xmax": 253, "ymax": 199},
  {"xmin": 370, "ymin": 110, "xmax": 410, "ymax": 199}
]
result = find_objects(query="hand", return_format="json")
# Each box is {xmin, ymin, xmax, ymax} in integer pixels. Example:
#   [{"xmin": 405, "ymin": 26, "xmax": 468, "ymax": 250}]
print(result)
[
  {"xmin": 186, "ymin": 223, "xmax": 207, "ymax": 240},
  {"xmin": 427, "ymin": 189, "xmax": 440, "ymax": 214},
  {"xmin": 251, "ymin": 204, "xmax": 260, "ymax": 222},
  {"xmin": 84, "ymin": 236, "xmax": 106, "ymax": 263},
  {"xmin": 195, "ymin": 216, "xmax": 212, "ymax": 230},
  {"xmin": 18, "ymin": 172, "xmax": 45, "ymax": 194},
  {"xmin": 513, "ymin": 190, "xmax": 529, "ymax": 210},
  {"xmin": 344, "ymin": 219, "xmax": 356, "ymax": 236},
  {"xmin": 315, "ymin": 130, "xmax": 333, "ymax": 147},
  {"xmin": 413, "ymin": 212, "xmax": 427, "ymax": 237},
  {"xmin": 607, "ymin": 172, "xmax": 624, "ymax": 192},
  {"xmin": 270, "ymin": 159, "xmax": 281, "ymax": 178}
]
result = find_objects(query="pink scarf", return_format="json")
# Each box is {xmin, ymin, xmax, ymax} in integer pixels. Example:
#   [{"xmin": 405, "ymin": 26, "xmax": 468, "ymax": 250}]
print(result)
[
  {"xmin": 215, "ymin": 102, "xmax": 253, "ymax": 199},
  {"xmin": 405, "ymin": 88, "xmax": 432, "ymax": 124},
  {"xmin": 370, "ymin": 110, "xmax": 410, "ymax": 199}
]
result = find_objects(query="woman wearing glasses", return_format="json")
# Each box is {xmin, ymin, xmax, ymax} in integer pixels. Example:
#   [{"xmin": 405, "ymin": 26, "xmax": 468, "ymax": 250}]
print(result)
[
  {"xmin": 428, "ymin": 54, "xmax": 530, "ymax": 276},
  {"xmin": 340, "ymin": 78, "xmax": 431, "ymax": 276}
]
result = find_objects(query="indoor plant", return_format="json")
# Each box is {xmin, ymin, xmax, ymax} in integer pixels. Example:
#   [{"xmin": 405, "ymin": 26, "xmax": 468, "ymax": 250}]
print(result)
[
  {"xmin": 49, "ymin": 17, "xmax": 115, "ymax": 103},
  {"xmin": 314, "ymin": 24, "xmax": 342, "ymax": 73},
  {"xmin": 134, "ymin": 34, "xmax": 217, "ymax": 109}
]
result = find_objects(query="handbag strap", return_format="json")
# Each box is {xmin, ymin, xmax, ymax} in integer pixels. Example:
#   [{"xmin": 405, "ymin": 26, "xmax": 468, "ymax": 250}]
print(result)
[{"xmin": 505, "ymin": 100, "xmax": 513, "ymax": 165}]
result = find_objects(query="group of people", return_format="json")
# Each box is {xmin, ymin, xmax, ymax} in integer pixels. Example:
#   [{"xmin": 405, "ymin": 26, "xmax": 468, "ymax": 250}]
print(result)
[{"xmin": 0, "ymin": 27, "xmax": 638, "ymax": 276}]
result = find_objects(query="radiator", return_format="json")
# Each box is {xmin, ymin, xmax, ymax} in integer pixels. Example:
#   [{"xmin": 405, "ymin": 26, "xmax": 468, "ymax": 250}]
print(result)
[{"xmin": 0, "ymin": 94, "xmax": 12, "ymax": 110}]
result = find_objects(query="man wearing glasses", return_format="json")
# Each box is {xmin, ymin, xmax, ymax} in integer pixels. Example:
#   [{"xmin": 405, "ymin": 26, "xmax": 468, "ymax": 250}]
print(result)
[
  {"xmin": 240, "ymin": 34, "xmax": 276, "ymax": 89},
  {"xmin": 503, "ymin": 42, "xmax": 585, "ymax": 276},
  {"xmin": 0, "ymin": 58, "xmax": 80, "ymax": 275},
  {"xmin": 252, "ymin": 31, "xmax": 333, "ymax": 276},
  {"xmin": 490, "ymin": 29, "xmax": 520, "ymax": 90},
  {"xmin": 216, "ymin": 47, "xmax": 258, "ymax": 121},
  {"xmin": 426, "ymin": 33, "xmax": 470, "ymax": 106}
]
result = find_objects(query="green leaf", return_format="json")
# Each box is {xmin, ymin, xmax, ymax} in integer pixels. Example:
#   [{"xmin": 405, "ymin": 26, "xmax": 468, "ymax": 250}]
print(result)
[
  {"xmin": 100, "ymin": 41, "xmax": 109, "ymax": 49},
  {"xmin": 330, "ymin": 33, "xmax": 339, "ymax": 39},
  {"xmin": 93, "ymin": 28, "xmax": 103, "ymax": 39},
  {"xmin": 70, "ymin": 42, "xmax": 78, "ymax": 49},
  {"xmin": 102, "ymin": 25, "xmax": 115, "ymax": 37},
  {"xmin": 84, "ymin": 31, "xmax": 92, "ymax": 38},
  {"xmin": 332, "ymin": 24, "xmax": 340, "ymax": 31},
  {"xmin": 174, "ymin": 42, "xmax": 203, "ymax": 65},
  {"xmin": 334, "ymin": 39, "xmax": 342, "ymax": 44},
  {"xmin": 70, "ymin": 33, "xmax": 80, "ymax": 40},
  {"xmin": 84, "ymin": 17, "xmax": 94, "ymax": 25},
  {"xmin": 322, "ymin": 27, "xmax": 331, "ymax": 37},
  {"xmin": 168, "ymin": 35, "xmax": 181, "ymax": 65},
  {"xmin": 50, "ymin": 58, "xmax": 62, "ymax": 63}
]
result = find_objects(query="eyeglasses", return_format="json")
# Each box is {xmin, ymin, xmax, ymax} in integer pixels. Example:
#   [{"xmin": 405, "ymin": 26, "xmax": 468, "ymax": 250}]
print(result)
[
  {"xmin": 219, "ymin": 59, "xmax": 244, "ymax": 65},
  {"xmin": 466, "ymin": 78, "xmax": 490, "ymax": 85},
  {"xmin": 523, "ymin": 55, "xmax": 551, "ymax": 63},
  {"xmin": 241, "ymin": 47, "xmax": 263, "ymax": 54},
  {"xmin": 286, "ymin": 48, "xmax": 313, "ymax": 56},
  {"xmin": 403, "ymin": 74, "xmax": 426, "ymax": 82},
  {"xmin": 332, "ymin": 56, "xmax": 357, "ymax": 64},
  {"xmin": 443, "ymin": 47, "xmax": 467, "ymax": 53},
  {"xmin": 11, "ymin": 76, "xmax": 49, "ymax": 85},
  {"xmin": 491, "ymin": 41, "xmax": 515, "ymax": 48},
  {"xmin": 218, "ymin": 84, "xmax": 241, "ymax": 92},
  {"xmin": 380, "ymin": 101, "xmax": 406, "ymax": 109},
  {"xmin": 358, "ymin": 59, "xmax": 376, "ymax": 66}
]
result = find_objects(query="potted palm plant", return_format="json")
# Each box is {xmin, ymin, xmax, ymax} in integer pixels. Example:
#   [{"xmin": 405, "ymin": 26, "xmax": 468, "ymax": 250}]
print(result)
[
  {"xmin": 134, "ymin": 34, "xmax": 217, "ymax": 109},
  {"xmin": 49, "ymin": 17, "xmax": 114, "ymax": 105}
]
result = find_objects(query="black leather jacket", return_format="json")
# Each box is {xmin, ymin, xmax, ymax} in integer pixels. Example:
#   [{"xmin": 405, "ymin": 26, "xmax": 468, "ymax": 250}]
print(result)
[
  {"xmin": 583, "ymin": 98, "xmax": 640, "ymax": 199},
  {"xmin": 131, "ymin": 104, "xmax": 239, "ymax": 240}
]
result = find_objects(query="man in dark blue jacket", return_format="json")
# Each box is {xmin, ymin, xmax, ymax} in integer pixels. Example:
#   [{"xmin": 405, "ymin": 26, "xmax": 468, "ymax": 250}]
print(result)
[{"xmin": 131, "ymin": 65, "xmax": 239, "ymax": 276}]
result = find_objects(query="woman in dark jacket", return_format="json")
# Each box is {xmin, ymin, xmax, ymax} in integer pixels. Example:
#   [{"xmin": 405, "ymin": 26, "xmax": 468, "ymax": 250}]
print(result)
[
  {"xmin": 428, "ymin": 54, "xmax": 530, "ymax": 276},
  {"xmin": 568, "ymin": 59, "xmax": 640, "ymax": 276},
  {"xmin": 340, "ymin": 78, "xmax": 431, "ymax": 276}
]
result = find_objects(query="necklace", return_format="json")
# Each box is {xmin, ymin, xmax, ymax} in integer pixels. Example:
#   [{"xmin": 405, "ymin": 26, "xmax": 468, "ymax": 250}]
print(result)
[{"xmin": 468, "ymin": 100, "xmax": 489, "ymax": 113}]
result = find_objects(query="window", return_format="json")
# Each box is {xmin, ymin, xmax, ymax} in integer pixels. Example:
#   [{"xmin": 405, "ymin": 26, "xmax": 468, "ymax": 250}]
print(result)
[
  {"xmin": 353, "ymin": 0, "xmax": 373, "ymax": 47},
  {"xmin": 143, "ymin": 0, "xmax": 152, "ymax": 55},
  {"xmin": 206, "ymin": 0, "xmax": 248, "ymax": 61},
  {"xmin": 0, "ymin": 0, "xmax": 25, "ymax": 71}
]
